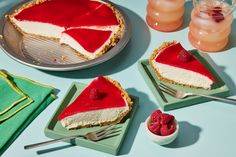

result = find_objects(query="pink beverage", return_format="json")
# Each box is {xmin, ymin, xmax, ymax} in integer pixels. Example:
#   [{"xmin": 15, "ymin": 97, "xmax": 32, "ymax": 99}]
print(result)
[
  {"xmin": 188, "ymin": 0, "xmax": 234, "ymax": 52},
  {"xmin": 146, "ymin": 0, "xmax": 185, "ymax": 32}
]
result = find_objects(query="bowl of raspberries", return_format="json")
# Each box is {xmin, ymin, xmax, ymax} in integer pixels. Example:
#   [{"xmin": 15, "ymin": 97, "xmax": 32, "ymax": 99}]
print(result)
[{"xmin": 145, "ymin": 109, "xmax": 179, "ymax": 145}]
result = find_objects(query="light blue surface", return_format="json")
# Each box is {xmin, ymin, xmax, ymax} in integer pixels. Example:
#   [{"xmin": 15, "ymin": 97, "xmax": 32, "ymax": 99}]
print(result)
[{"xmin": 1, "ymin": 0, "xmax": 236, "ymax": 157}]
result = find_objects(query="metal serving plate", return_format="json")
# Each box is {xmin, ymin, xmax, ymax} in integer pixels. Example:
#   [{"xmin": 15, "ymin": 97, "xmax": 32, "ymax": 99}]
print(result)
[{"xmin": 0, "ymin": 0, "xmax": 131, "ymax": 71}]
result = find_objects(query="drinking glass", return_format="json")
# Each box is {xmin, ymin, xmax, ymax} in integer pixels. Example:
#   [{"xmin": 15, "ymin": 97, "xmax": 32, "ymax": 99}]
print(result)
[
  {"xmin": 146, "ymin": 0, "xmax": 185, "ymax": 32},
  {"xmin": 188, "ymin": 0, "xmax": 235, "ymax": 52}
]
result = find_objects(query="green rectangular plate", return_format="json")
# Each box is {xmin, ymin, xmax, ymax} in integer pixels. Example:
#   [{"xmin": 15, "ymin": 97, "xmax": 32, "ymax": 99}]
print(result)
[
  {"xmin": 138, "ymin": 50, "xmax": 230, "ymax": 111},
  {"xmin": 44, "ymin": 82, "xmax": 138, "ymax": 155}
]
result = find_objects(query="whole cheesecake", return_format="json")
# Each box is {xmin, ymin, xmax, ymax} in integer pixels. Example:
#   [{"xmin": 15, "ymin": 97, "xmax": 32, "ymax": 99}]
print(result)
[
  {"xmin": 8, "ymin": 0, "xmax": 124, "ymax": 60},
  {"xmin": 58, "ymin": 76, "xmax": 132, "ymax": 130},
  {"xmin": 149, "ymin": 41, "xmax": 216, "ymax": 89}
]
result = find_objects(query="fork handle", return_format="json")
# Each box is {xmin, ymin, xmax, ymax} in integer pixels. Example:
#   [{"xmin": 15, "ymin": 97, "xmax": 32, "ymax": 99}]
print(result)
[
  {"xmin": 24, "ymin": 135, "xmax": 84, "ymax": 150},
  {"xmin": 192, "ymin": 93, "xmax": 236, "ymax": 104}
]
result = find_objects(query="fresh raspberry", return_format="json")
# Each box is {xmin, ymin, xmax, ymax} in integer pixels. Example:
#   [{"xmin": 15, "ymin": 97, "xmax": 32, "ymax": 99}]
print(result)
[
  {"xmin": 212, "ymin": 6, "xmax": 222, "ymax": 13},
  {"xmin": 177, "ymin": 50, "xmax": 193, "ymax": 62},
  {"xmin": 160, "ymin": 113, "xmax": 174, "ymax": 125},
  {"xmin": 150, "ymin": 110, "xmax": 162, "ymax": 123},
  {"xmin": 148, "ymin": 122, "xmax": 161, "ymax": 135},
  {"xmin": 212, "ymin": 12, "xmax": 224, "ymax": 23},
  {"xmin": 160, "ymin": 124, "xmax": 176, "ymax": 136},
  {"xmin": 89, "ymin": 88, "xmax": 102, "ymax": 100}
]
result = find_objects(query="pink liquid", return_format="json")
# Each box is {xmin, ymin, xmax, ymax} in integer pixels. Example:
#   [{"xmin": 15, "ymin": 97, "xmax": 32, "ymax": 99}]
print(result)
[
  {"xmin": 188, "ymin": 1, "xmax": 233, "ymax": 52},
  {"xmin": 146, "ymin": 0, "xmax": 185, "ymax": 32}
]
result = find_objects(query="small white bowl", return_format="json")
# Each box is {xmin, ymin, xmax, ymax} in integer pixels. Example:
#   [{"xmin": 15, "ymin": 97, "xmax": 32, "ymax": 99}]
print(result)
[{"xmin": 145, "ymin": 116, "xmax": 179, "ymax": 145}]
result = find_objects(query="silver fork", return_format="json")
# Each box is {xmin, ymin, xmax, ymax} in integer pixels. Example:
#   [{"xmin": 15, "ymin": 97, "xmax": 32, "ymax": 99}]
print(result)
[
  {"xmin": 24, "ymin": 124, "xmax": 119, "ymax": 150},
  {"xmin": 159, "ymin": 83, "xmax": 236, "ymax": 103}
]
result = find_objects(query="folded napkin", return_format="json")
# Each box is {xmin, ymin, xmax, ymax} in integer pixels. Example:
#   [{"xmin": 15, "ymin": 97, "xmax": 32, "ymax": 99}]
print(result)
[{"xmin": 0, "ymin": 70, "xmax": 56, "ymax": 155}]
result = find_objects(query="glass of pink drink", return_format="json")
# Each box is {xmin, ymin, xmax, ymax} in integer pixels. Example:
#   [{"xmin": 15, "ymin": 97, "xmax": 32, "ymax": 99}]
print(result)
[
  {"xmin": 146, "ymin": 0, "xmax": 185, "ymax": 32},
  {"xmin": 188, "ymin": 0, "xmax": 234, "ymax": 52}
]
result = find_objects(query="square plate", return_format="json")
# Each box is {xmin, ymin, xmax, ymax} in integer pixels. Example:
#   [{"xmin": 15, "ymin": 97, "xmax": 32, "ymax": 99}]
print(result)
[
  {"xmin": 44, "ymin": 82, "xmax": 138, "ymax": 155},
  {"xmin": 138, "ymin": 50, "xmax": 230, "ymax": 111}
]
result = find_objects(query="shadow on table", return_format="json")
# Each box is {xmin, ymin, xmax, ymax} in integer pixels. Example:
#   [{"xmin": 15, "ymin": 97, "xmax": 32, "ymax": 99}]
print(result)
[
  {"xmin": 36, "ymin": 144, "xmax": 74, "ymax": 155},
  {"xmin": 42, "ymin": 5, "xmax": 151, "ymax": 78},
  {"xmin": 216, "ymin": 66, "xmax": 236, "ymax": 96},
  {"xmin": 119, "ymin": 88, "xmax": 157, "ymax": 155},
  {"xmin": 179, "ymin": 0, "xmax": 192, "ymax": 31},
  {"xmin": 200, "ymin": 53, "xmax": 236, "ymax": 96},
  {"xmin": 0, "ymin": 1, "xmax": 18, "ymax": 17},
  {"xmin": 164, "ymin": 121, "xmax": 202, "ymax": 148},
  {"xmin": 225, "ymin": 18, "xmax": 236, "ymax": 50}
]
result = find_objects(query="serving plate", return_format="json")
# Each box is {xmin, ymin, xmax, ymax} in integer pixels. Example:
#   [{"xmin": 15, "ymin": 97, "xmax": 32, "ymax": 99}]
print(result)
[
  {"xmin": 0, "ymin": 0, "xmax": 131, "ymax": 71},
  {"xmin": 138, "ymin": 50, "xmax": 230, "ymax": 111},
  {"xmin": 44, "ymin": 82, "xmax": 138, "ymax": 155}
]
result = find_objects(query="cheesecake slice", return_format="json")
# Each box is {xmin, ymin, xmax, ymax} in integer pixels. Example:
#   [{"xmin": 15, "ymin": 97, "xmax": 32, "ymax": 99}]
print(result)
[
  {"xmin": 60, "ymin": 28, "xmax": 115, "ymax": 60},
  {"xmin": 149, "ymin": 41, "xmax": 216, "ymax": 89},
  {"xmin": 58, "ymin": 76, "xmax": 132, "ymax": 130},
  {"xmin": 8, "ymin": 0, "xmax": 124, "ymax": 60}
]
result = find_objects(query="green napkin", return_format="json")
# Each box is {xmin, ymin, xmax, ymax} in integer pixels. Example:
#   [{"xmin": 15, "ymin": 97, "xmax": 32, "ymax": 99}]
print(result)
[
  {"xmin": 0, "ymin": 70, "xmax": 56, "ymax": 156},
  {"xmin": 0, "ymin": 73, "xmax": 28, "ymax": 116}
]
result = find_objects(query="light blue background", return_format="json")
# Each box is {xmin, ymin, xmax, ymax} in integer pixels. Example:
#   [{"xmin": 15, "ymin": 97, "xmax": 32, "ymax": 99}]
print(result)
[{"xmin": 1, "ymin": 0, "xmax": 236, "ymax": 156}]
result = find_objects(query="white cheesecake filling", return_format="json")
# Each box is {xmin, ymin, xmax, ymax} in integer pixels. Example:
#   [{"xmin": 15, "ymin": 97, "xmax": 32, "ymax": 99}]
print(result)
[
  {"xmin": 60, "ymin": 101, "xmax": 129, "ymax": 130},
  {"xmin": 153, "ymin": 60, "xmax": 213, "ymax": 89},
  {"xmin": 12, "ymin": 18, "xmax": 65, "ymax": 39},
  {"xmin": 60, "ymin": 26, "xmax": 119, "ymax": 60}
]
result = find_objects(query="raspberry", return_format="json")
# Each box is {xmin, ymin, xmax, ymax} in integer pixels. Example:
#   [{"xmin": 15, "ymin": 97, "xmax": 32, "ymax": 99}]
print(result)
[
  {"xmin": 177, "ymin": 50, "xmax": 193, "ymax": 62},
  {"xmin": 212, "ymin": 12, "xmax": 224, "ymax": 23},
  {"xmin": 148, "ymin": 122, "xmax": 161, "ymax": 135},
  {"xmin": 150, "ymin": 110, "xmax": 162, "ymax": 123},
  {"xmin": 89, "ymin": 88, "xmax": 102, "ymax": 100},
  {"xmin": 160, "ymin": 113, "xmax": 174, "ymax": 125},
  {"xmin": 160, "ymin": 124, "xmax": 176, "ymax": 136},
  {"xmin": 212, "ymin": 6, "xmax": 222, "ymax": 13}
]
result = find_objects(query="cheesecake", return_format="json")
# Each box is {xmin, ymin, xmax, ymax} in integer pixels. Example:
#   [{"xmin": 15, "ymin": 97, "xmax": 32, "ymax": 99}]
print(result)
[
  {"xmin": 58, "ymin": 76, "xmax": 132, "ymax": 130},
  {"xmin": 149, "ymin": 41, "xmax": 216, "ymax": 89},
  {"xmin": 60, "ymin": 28, "xmax": 116, "ymax": 60},
  {"xmin": 8, "ymin": 0, "xmax": 124, "ymax": 60}
]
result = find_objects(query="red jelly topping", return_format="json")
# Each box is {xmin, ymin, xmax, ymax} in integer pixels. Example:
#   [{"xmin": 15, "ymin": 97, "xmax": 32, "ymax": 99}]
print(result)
[
  {"xmin": 58, "ymin": 76, "xmax": 127, "ymax": 121},
  {"xmin": 70, "ymin": 3, "xmax": 119, "ymax": 27},
  {"xmin": 155, "ymin": 43, "xmax": 215, "ymax": 82},
  {"xmin": 64, "ymin": 28, "xmax": 112, "ymax": 53},
  {"xmin": 15, "ymin": 0, "xmax": 119, "ymax": 28}
]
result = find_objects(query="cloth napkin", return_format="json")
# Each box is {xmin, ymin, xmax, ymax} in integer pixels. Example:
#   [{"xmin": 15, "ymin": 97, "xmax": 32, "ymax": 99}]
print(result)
[{"xmin": 0, "ymin": 70, "xmax": 56, "ymax": 155}]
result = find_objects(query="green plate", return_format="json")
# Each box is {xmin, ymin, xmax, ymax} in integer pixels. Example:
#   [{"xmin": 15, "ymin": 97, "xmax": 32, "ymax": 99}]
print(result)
[
  {"xmin": 138, "ymin": 50, "xmax": 230, "ymax": 111},
  {"xmin": 44, "ymin": 82, "xmax": 138, "ymax": 155}
]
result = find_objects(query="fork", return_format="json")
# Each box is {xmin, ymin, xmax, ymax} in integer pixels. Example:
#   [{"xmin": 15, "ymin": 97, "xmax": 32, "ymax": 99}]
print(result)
[
  {"xmin": 159, "ymin": 83, "xmax": 236, "ymax": 103},
  {"xmin": 24, "ymin": 124, "xmax": 119, "ymax": 150}
]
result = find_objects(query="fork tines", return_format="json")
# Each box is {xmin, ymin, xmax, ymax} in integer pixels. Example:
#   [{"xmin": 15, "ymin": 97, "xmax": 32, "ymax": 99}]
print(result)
[
  {"xmin": 95, "ymin": 124, "xmax": 116, "ymax": 134},
  {"xmin": 96, "ymin": 124, "xmax": 122, "ymax": 140},
  {"xmin": 159, "ymin": 82, "xmax": 176, "ymax": 97}
]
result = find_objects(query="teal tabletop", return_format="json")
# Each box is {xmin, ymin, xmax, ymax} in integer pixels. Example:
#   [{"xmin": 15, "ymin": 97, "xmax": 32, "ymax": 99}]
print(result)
[{"xmin": 1, "ymin": 0, "xmax": 236, "ymax": 157}]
